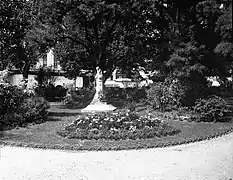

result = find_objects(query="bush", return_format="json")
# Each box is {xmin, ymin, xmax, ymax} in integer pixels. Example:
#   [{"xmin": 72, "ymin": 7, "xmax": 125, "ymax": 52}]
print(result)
[
  {"xmin": 105, "ymin": 87, "xmax": 147, "ymax": 102},
  {"xmin": 63, "ymin": 87, "xmax": 95, "ymax": 106},
  {"xmin": 57, "ymin": 111, "xmax": 180, "ymax": 140},
  {"xmin": 19, "ymin": 97, "xmax": 50, "ymax": 124},
  {"xmin": 35, "ymin": 84, "xmax": 67, "ymax": 102},
  {"xmin": 146, "ymin": 79, "xmax": 185, "ymax": 111},
  {"xmin": 0, "ymin": 84, "xmax": 27, "ymax": 115},
  {"xmin": 0, "ymin": 84, "xmax": 50, "ymax": 130},
  {"xmin": 192, "ymin": 95, "xmax": 231, "ymax": 122}
]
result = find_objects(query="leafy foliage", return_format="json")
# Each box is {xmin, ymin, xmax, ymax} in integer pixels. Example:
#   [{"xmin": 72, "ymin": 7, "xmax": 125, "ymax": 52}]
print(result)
[
  {"xmin": 35, "ymin": 0, "xmax": 167, "ymax": 80},
  {"xmin": 147, "ymin": 0, "xmax": 233, "ymax": 87},
  {"xmin": 146, "ymin": 78, "xmax": 186, "ymax": 111},
  {"xmin": 35, "ymin": 84, "xmax": 67, "ymax": 102},
  {"xmin": 19, "ymin": 97, "xmax": 50, "ymax": 124},
  {"xmin": 34, "ymin": 68, "xmax": 67, "ymax": 101},
  {"xmin": 57, "ymin": 111, "xmax": 180, "ymax": 140},
  {"xmin": 192, "ymin": 95, "xmax": 232, "ymax": 122},
  {"xmin": 63, "ymin": 87, "xmax": 95, "ymax": 107},
  {"xmin": 104, "ymin": 87, "xmax": 147, "ymax": 102},
  {"xmin": 0, "ymin": 84, "xmax": 50, "ymax": 130},
  {"xmin": 0, "ymin": 0, "xmax": 45, "ymax": 77},
  {"xmin": 0, "ymin": 84, "xmax": 28, "ymax": 115}
]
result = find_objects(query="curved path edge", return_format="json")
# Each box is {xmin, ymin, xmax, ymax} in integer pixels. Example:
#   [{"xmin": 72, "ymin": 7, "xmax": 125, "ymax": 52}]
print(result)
[
  {"xmin": 1, "ymin": 132, "xmax": 233, "ymax": 180},
  {"xmin": 1, "ymin": 128, "xmax": 233, "ymax": 152}
]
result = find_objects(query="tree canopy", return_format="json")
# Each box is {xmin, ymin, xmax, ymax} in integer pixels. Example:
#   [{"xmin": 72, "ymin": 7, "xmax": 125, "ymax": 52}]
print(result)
[
  {"xmin": 144, "ymin": 0, "xmax": 233, "ymax": 84},
  {"xmin": 0, "ymin": 0, "xmax": 50, "ymax": 78},
  {"xmin": 35, "ymin": 0, "xmax": 170, "ymax": 80},
  {"xmin": 1, "ymin": 0, "xmax": 232, "ymax": 84}
]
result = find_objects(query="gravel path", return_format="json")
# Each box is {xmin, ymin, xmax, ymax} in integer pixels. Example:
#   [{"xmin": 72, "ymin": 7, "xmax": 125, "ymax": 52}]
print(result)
[{"xmin": 0, "ymin": 133, "xmax": 233, "ymax": 180}]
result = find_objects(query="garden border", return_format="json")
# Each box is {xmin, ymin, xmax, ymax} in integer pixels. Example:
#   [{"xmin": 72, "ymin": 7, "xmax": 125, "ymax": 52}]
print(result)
[{"xmin": 1, "ymin": 128, "xmax": 233, "ymax": 152}]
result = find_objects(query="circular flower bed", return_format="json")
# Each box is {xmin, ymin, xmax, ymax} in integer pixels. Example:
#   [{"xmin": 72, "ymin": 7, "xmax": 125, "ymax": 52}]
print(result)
[{"xmin": 57, "ymin": 111, "xmax": 181, "ymax": 140}]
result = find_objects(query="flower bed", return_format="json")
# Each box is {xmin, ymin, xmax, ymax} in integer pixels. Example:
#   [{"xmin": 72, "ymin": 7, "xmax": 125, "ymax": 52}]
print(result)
[{"xmin": 57, "ymin": 111, "xmax": 180, "ymax": 140}]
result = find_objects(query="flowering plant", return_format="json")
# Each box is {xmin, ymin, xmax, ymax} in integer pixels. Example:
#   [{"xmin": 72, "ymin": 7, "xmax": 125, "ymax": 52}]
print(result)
[{"xmin": 57, "ymin": 111, "xmax": 180, "ymax": 140}]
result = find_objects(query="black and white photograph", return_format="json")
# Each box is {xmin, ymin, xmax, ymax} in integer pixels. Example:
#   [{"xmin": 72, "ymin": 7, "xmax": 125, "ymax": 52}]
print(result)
[{"xmin": 0, "ymin": 0, "xmax": 232, "ymax": 179}]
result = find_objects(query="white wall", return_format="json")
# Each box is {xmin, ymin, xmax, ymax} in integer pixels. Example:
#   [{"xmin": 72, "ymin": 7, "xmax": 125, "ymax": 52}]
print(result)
[
  {"xmin": 8, "ymin": 74, "xmax": 37, "ymax": 89},
  {"xmin": 52, "ymin": 76, "xmax": 75, "ymax": 87},
  {"xmin": 8, "ymin": 74, "xmax": 81, "ymax": 89}
]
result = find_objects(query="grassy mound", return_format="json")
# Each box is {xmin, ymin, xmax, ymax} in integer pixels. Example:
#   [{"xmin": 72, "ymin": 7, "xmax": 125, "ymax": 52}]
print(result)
[{"xmin": 57, "ymin": 111, "xmax": 181, "ymax": 140}]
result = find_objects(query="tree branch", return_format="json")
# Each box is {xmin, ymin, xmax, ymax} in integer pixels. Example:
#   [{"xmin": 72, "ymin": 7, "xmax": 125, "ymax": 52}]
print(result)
[
  {"xmin": 93, "ymin": 23, "xmax": 99, "ymax": 44},
  {"xmin": 60, "ymin": 34, "xmax": 89, "ymax": 50},
  {"xmin": 101, "ymin": 18, "xmax": 119, "ymax": 47}
]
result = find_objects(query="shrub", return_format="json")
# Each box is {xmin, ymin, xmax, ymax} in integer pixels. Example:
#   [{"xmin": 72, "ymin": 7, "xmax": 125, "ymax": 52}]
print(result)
[
  {"xmin": 0, "ymin": 84, "xmax": 27, "ymax": 115},
  {"xmin": 192, "ymin": 95, "xmax": 231, "ymax": 122},
  {"xmin": 125, "ymin": 87, "xmax": 147, "ymax": 102},
  {"xmin": 34, "ymin": 67, "xmax": 67, "ymax": 101},
  {"xmin": 0, "ymin": 83, "xmax": 50, "ymax": 129},
  {"xmin": 146, "ymin": 79, "xmax": 185, "ymax": 111},
  {"xmin": 104, "ymin": 87, "xmax": 147, "ymax": 102},
  {"xmin": 19, "ymin": 97, "xmax": 50, "ymax": 124},
  {"xmin": 57, "ymin": 111, "xmax": 180, "ymax": 140},
  {"xmin": 63, "ymin": 87, "xmax": 95, "ymax": 106},
  {"xmin": 35, "ymin": 84, "xmax": 67, "ymax": 102}
]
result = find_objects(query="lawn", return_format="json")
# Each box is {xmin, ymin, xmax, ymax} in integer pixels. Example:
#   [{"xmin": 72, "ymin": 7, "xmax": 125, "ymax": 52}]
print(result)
[{"xmin": 1, "ymin": 102, "xmax": 233, "ymax": 151}]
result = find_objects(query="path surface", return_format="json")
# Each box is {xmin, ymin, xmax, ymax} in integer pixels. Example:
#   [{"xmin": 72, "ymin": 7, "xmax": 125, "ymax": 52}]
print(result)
[{"xmin": 0, "ymin": 133, "xmax": 233, "ymax": 180}]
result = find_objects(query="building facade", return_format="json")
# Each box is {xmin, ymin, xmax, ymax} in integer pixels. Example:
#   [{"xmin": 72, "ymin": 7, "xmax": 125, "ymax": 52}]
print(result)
[{"xmin": 7, "ymin": 49, "xmax": 152, "ymax": 89}]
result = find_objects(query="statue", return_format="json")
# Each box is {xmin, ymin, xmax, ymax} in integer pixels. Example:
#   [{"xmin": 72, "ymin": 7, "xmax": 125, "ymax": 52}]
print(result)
[
  {"xmin": 92, "ymin": 67, "xmax": 104, "ymax": 103},
  {"xmin": 81, "ymin": 66, "xmax": 116, "ymax": 112}
]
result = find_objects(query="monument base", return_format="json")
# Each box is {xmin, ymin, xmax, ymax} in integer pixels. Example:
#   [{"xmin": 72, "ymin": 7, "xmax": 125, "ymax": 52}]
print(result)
[{"xmin": 81, "ymin": 101, "xmax": 116, "ymax": 113}]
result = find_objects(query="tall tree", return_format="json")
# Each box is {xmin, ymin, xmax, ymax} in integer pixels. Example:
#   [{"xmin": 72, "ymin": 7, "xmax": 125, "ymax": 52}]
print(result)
[
  {"xmin": 150, "ymin": 0, "xmax": 233, "ymax": 80},
  {"xmin": 214, "ymin": 1, "xmax": 233, "ymax": 72},
  {"xmin": 37, "ymin": 0, "xmax": 167, "ymax": 103},
  {"xmin": 140, "ymin": 0, "xmax": 232, "ymax": 105},
  {"xmin": 0, "ymin": 0, "xmax": 48, "ymax": 87}
]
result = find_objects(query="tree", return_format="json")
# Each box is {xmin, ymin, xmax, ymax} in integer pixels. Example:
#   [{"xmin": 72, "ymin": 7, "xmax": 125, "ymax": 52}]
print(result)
[
  {"xmin": 0, "ymin": 0, "xmax": 50, "ymax": 87},
  {"xmin": 37, "ymin": 0, "xmax": 167, "ymax": 103},
  {"xmin": 214, "ymin": 2, "xmax": 233, "ymax": 66},
  {"xmin": 146, "ymin": 0, "xmax": 232, "ymax": 79}
]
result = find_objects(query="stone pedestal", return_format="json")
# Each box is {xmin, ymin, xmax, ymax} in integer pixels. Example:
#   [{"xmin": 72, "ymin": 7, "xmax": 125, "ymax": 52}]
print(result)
[
  {"xmin": 81, "ymin": 66, "xmax": 116, "ymax": 113},
  {"xmin": 81, "ymin": 101, "xmax": 116, "ymax": 113}
]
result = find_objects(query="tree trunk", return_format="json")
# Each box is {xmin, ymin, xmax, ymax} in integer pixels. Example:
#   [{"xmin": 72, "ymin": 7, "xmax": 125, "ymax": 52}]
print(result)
[
  {"xmin": 175, "ymin": 7, "xmax": 180, "ymax": 34},
  {"xmin": 21, "ymin": 62, "xmax": 30, "ymax": 90},
  {"xmin": 90, "ymin": 66, "xmax": 105, "ymax": 104}
]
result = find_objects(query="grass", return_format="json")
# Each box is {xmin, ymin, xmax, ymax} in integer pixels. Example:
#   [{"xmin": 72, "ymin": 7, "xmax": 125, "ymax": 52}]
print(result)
[{"xmin": 1, "ymin": 102, "xmax": 233, "ymax": 151}]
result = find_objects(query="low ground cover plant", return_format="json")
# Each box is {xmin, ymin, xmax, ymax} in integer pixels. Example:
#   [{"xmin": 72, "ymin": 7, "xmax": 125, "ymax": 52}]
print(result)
[{"xmin": 57, "ymin": 111, "xmax": 181, "ymax": 140}]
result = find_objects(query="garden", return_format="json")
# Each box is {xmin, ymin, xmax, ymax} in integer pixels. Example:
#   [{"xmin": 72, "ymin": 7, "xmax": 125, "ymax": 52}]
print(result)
[
  {"xmin": 1, "ymin": 76, "xmax": 233, "ymax": 151},
  {"xmin": 1, "ymin": 0, "xmax": 233, "ymax": 151}
]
